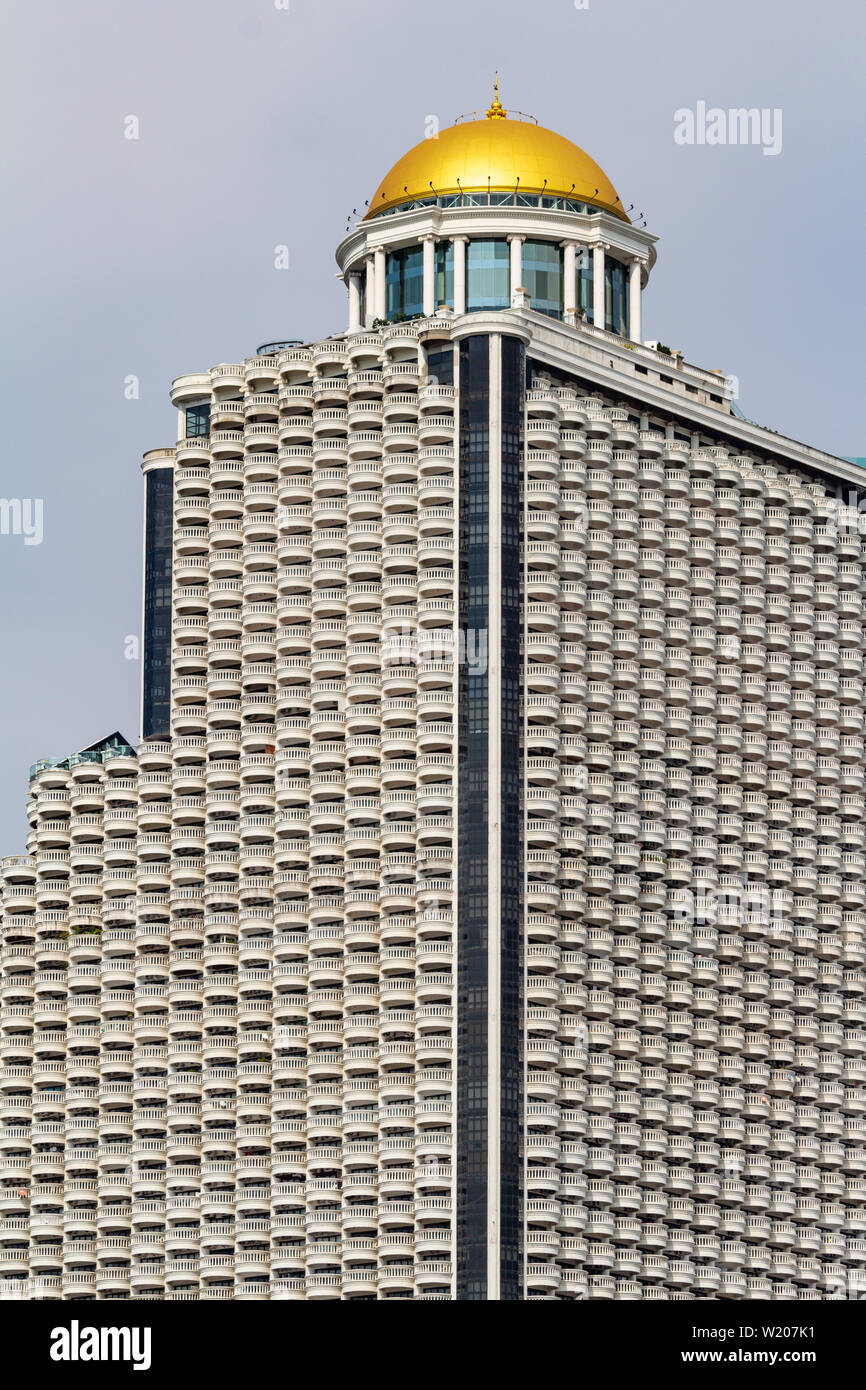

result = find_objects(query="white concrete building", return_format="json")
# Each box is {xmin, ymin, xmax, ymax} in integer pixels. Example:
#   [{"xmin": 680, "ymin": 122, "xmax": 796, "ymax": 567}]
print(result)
[{"xmin": 2, "ymin": 90, "xmax": 866, "ymax": 1302}]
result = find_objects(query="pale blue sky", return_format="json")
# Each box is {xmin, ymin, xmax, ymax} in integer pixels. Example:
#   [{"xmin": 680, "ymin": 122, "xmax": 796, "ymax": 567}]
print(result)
[{"xmin": 1, "ymin": 0, "xmax": 864, "ymax": 848}]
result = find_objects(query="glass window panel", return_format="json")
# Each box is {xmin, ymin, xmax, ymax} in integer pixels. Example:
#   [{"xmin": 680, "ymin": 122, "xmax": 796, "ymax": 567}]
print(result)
[
  {"xmin": 426, "ymin": 346, "xmax": 454, "ymax": 387},
  {"xmin": 402, "ymin": 245, "xmax": 423, "ymax": 316},
  {"xmin": 523, "ymin": 240, "xmax": 563, "ymax": 319},
  {"xmin": 466, "ymin": 239, "xmax": 510, "ymax": 312},
  {"xmin": 576, "ymin": 254, "xmax": 594, "ymax": 322},
  {"xmin": 185, "ymin": 403, "xmax": 210, "ymax": 437},
  {"xmin": 385, "ymin": 250, "xmax": 403, "ymax": 320},
  {"xmin": 605, "ymin": 258, "xmax": 629, "ymax": 336},
  {"xmin": 436, "ymin": 242, "xmax": 454, "ymax": 309},
  {"xmin": 385, "ymin": 246, "xmax": 424, "ymax": 321}
]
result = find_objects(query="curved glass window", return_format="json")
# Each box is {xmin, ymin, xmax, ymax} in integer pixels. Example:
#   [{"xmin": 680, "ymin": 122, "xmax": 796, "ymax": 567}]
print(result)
[
  {"xmin": 522, "ymin": 241, "xmax": 563, "ymax": 318},
  {"xmin": 466, "ymin": 239, "xmax": 510, "ymax": 311},
  {"xmin": 375, "ymin": 192, "xmax": 612, "ymax": 218},
  {"xmin": 385, "ymin": 245, "xmax": 423, "ymax": 320},
  {"xmin": 605, "ymin": 258, "xmax": 629, "ymax": 337},
  {"xmin": 436, "ymin": 241, "xmax": 454, "ymax": 309}
]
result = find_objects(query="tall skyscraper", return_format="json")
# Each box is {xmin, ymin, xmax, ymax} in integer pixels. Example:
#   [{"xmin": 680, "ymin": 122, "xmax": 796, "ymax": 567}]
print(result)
[{"xmin": 2, "ymin": 89, "xmax": 865, "ymax": 1302}]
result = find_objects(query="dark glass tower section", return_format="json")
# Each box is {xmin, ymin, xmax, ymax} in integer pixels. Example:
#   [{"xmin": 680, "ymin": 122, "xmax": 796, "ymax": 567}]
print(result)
[
  {"xmin": 499, "ymin": 335, "xmax": 524, "ymax": 1298},
  {"xmin": 141, "ymin": 466, "xmax": 174, "ymax": 739},
  {"xmin": 456, "ymin": 333, "xmax": 525, "ymax": 1300},
  {"xmin": 457, "ymin": 335, "xmax": 490, "ymax": 1299}
]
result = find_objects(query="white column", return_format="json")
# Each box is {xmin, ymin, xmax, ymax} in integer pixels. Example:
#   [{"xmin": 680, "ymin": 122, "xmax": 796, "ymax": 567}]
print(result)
[
  {"xmin": 453, "ymin": 236, "xmax": 467, "ymax": 314},
  {"xmin": 421, "ymin": 235, "xmax": 436, "ymax": 316},
  {"xmin": 629, "ymin": 257, "xmax": 643, "ymax": 343},
  {"xmin": 364, "ymin": 256, "xmax": 375, "ymax": 328},
  {"xmin": 593, "ymin": 242, "xmax": 606, "ymax": 329},
  {"xmin": 373, "ymin": 245, "xmax": 387, "ymax": 322},
  {"xmin": 347, "ymin": 274, "xmax": 361, "ymax": 332},
  {"xmin": 562, "ymin": 241, "xmax": 577, "ymax": 311},
  {"xmin": 509, "ymin": 235, "xmax": 524, "ymax": 301}
]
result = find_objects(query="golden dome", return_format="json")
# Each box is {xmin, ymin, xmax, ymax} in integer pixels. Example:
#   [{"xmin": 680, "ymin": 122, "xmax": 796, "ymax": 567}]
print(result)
[{"xmin": 365, "ymin": 87, "xmax": 628, "ymax": 223}]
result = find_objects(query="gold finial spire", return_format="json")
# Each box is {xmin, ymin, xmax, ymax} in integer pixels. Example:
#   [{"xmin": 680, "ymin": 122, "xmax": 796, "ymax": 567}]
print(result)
[{"xmin": 486, "ymin": 73, "xmax": 506, "ymax": 120}]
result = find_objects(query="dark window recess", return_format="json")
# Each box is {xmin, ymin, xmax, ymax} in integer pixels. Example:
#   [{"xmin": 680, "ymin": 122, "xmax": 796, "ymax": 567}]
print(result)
[{"xmin": 426, "ymin": 346, "xmax": 454, "ymax": 388}]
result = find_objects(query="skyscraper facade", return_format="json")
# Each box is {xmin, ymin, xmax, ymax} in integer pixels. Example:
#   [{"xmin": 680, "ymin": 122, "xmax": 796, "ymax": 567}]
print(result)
[{"xmin": 2, "ymin": 91, "xmax": 865, "ymax": 1302}]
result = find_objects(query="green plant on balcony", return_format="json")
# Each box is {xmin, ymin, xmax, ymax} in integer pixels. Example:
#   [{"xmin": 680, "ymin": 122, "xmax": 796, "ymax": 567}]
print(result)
[{"xmin": 370, "ymin": 312, "xmax": 425, "ymax": 329}]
